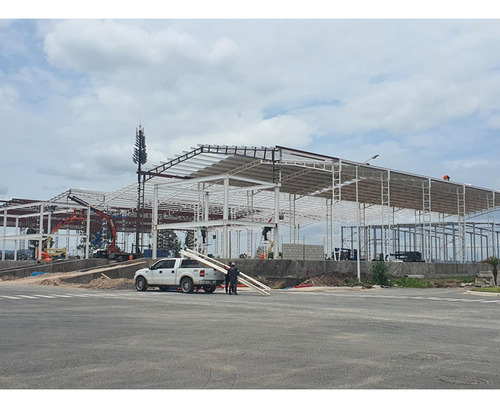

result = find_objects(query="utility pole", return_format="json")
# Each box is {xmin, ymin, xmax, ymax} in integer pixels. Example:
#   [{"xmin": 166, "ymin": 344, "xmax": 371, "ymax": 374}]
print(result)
[{"xmin": 133, "ymin": 125, "xmax": 147, "ymax": 257}]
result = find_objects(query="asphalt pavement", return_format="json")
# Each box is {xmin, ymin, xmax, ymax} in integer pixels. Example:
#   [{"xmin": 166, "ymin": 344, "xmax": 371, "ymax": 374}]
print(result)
[{"xmin": 0, "ymin": 283, "xmax": 499, "ymax": 389}]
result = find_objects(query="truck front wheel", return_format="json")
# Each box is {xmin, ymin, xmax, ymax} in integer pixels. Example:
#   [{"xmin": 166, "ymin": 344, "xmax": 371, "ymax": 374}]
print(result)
[
  {"xmin": 135, "ymin": 276, "xmax": 148, "ymax": 291},
  {"xmin": 203, "ymin": 285, "xmax": 216, "ymax": 294},
  {"xmin": 180, "ymin": 277, "xmax": 194, "ymax": 293}
]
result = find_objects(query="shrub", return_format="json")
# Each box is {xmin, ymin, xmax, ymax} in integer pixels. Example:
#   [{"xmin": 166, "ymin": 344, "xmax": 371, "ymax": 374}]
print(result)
[{"xmin": 371, "ymin": 261, "xmax": 390, "ymax": 286}]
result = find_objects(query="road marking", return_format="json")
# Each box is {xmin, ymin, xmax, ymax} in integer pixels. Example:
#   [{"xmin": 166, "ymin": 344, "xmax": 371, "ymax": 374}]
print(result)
[
  {"xmin": 284, "ymin": 291, "xmax": 500, "ymax": 304},
  {"xmin": 66, "ymin": 293, "xmax": 94, "ymax": 297},
  {"xmin": 0, "ymin": 291, "xmax": 134, "ymax": 302},
  {"xmin": 31, "ymin": 294, "xmax": 56, "ymax": 299},
  {"xmin": 47, "ymin": 294, "xmax": 73, "ymax": 298},
  {"xmin": 365, "ymin": 294, "xmax": 500, "ymax": 304}
]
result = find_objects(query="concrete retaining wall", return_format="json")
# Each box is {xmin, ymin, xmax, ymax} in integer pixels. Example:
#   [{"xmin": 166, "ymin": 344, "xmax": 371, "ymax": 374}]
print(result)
[
  {"xmin": 0, "ymin": 259, "xmax": 110, "ymax": 279},
  {"xmin": 0, "ymin": 260, "xmax": 37, "ymax": 270},
  {"xmin": 222, "ymin": 259, "xmax": 489, "ymax": 281},
  {"xmin": 1, "ymin": 256, "xmax": 491, "ymax": 284}
]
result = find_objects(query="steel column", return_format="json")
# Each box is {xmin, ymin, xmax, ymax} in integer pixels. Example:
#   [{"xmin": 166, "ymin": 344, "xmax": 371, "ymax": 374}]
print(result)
[
  {"xmin": 152, "ymin": 184, "xmax": 158, "ymax": 259},
  {"xmin": 85, "ymin": 205, "xmax": 91, "ymax": 259}
]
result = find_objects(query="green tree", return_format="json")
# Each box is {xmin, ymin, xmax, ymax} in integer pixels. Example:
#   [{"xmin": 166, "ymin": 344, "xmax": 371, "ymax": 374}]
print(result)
[
  {"xmin": 185, "ymin": 231, "xmax": 195, "ymax": 249},
  {"xmin": 157, "ymin": 230, "xmax": 181, "ymax": 257},
  {"xmin": 482, "ymin": 256, "xmax": 499, "ymax": 286}
]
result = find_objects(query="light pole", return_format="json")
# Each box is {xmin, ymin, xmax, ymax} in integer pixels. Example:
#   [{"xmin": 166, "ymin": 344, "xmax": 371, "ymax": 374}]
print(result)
[
  {"xmin": 364, "ymin": 154, "xmax": 379, "ymax": 164},
  {"xmin": 356, "ymin": 154, "xmax": 379, "ymax": 282},
  {"xmin": 356, "ymin": 165, "xmax": 361, "ymax": 281}
]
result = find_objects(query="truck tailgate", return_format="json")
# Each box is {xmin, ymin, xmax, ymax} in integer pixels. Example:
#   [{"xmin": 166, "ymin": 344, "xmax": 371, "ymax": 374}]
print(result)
[{"xmin": 206, "ymin": 268, "xmax": 225, "ymax": 279}]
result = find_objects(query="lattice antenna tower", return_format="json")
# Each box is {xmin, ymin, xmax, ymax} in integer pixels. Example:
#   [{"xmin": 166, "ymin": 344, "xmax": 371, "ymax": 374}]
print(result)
[
  {"xmin": 133, "ymin": 125, "xmax": 147, "ymax": 255},
  {"xmin": 133, "ymin": 125, "xmax": 147, "ymax": 168}
]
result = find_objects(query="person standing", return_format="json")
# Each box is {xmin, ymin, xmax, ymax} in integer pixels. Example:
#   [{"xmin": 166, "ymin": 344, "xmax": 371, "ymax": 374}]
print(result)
[
  {"xmin": 227, "ymin": 262, "xmax": 239, "ymax": 295},
  {"xmin": 225, "ymin": 269, "xmax": 230, "ymax": 293}
]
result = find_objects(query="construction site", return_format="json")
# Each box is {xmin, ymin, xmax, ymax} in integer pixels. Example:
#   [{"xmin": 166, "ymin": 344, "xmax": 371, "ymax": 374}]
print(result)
[{"xmin": 2, "ymin": 141, "xmax": 500, "ymax": 287}]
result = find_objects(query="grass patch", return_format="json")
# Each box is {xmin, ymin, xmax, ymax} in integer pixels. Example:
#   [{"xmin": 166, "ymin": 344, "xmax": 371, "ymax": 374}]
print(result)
[
  {"xmin": 391, "ymin": 276, "xmax": 433, "ymax": 288},
  {"xmin": 388, "ymin": 275, "xmax": 476, "ymax": 288},
  {"xmin": 428, "ymin": 275, "xmax": 475, "ymax": 288},
  {"xmin": 445, "ymin": 275, "xmax": 475, "ymax": 283},
  {"xmin": 470, "ymin": 287, "xmax": 500, "ymax": 293}
]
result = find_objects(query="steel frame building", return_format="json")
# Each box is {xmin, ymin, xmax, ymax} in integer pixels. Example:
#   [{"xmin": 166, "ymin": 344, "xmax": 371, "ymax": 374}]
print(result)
[{"xmin": 2, "ymin": 144, "xmax": 500, "ymax": 262}]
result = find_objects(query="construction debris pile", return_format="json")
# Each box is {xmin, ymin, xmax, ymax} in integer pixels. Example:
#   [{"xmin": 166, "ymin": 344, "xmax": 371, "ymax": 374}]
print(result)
[
  {"xmin": 300, "ymin": 272, "xmax": 366, "ymax": 287},
  {"xmin": 80, "ymin": 277, "xmax": 135, "ymax": 290}
]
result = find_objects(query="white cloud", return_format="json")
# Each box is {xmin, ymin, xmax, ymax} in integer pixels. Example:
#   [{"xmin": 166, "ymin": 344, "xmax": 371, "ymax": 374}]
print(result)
[
  {"xmin": 43, "ymin": 20, "xmax": 240, "ymax": 81},
  {"xmin": 242, "ymin": 115, "xmax": 316, "ymax": 147},
  {"xmin": 168, "ymin": 114, "xmax": 316, "ymax": 156},
  {"xmin": 487, "ymin": 115, "xmax": 500, "ymax": 129},
  {"xmin": 0, "ymin": 84, "xmax": 19, "ymax": 110},
  {"xmin": 0, "ymin": 183, "xmax": 8, "ymax": 197},
  {"xmin": 3, "ymin": 19, "xmax": 500, "ymax": 200},
  {"xmin": 444, "ymin": 159, "xmax": 492, "ymax": 170}
]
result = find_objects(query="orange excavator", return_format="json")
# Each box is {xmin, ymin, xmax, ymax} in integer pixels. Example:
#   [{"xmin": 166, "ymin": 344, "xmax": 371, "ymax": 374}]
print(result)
[{"xmin": 37, "ymin": 210, "xmax": 87, "ymax": 261}]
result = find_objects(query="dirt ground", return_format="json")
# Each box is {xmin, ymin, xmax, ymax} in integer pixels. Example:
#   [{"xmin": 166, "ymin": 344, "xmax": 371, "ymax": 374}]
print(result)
[
  {"xmin": 0, "ymin": 273, "xmax": 135, "ymax": 290},
  {"xmin": 1, "ymin": 271, "xmax": 471, "ymax": 290},
  {"xmin": 299, "ymin": 272, "xmax": 367, "ymax": 287},
  {"xmin": 260, "ymin": 272, "xmax": 473, "ymax": 289},
  {"xmin": 300, "ymin": 273, "xmax": 474, "ymax": 288}
]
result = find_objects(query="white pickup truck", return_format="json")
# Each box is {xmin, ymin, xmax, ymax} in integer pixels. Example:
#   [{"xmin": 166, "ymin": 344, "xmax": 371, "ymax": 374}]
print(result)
[{"xmin": 134, "ymin": 258, "xmax": 225, "ymax": 293}]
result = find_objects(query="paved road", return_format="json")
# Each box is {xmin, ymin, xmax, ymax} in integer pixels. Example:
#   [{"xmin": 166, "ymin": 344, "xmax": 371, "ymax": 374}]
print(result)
[{"xmin": 0, "ymin": 284, "xmax": 499, "ymax": 389}]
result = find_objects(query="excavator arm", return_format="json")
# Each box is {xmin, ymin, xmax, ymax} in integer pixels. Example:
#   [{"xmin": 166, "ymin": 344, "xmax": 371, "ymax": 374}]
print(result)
[
  {"xmin": 67, "ymin": 195, "xmax": 118, "ymax": 253},
  {"xmin": 42, "ymin": 211, "xmax": 86, "ymax": 250}
]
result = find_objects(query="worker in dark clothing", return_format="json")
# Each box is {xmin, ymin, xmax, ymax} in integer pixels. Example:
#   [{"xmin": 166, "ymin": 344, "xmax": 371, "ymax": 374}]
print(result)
[
  {"xmin": 225, "ymin": 269, "xmax": 230, "ymax": 293},
  {"xmin": 227, "ymin": 262, "xmax": 239, "ymax": 295}
]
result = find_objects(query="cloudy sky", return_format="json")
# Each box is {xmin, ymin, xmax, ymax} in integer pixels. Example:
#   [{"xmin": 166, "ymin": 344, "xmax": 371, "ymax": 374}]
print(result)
[{"xmin": 2, "ymin": 6, "xmax": 500, "ymax": 201}]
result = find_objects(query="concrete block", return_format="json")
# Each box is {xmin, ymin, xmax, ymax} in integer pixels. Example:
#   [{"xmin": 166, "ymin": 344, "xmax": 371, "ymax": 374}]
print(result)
[
  {"xmin": 477, "ymin": 271, "xmax": 494, "ymax": 278},
  {"xmin": 474, "ymin": 271, "xmax": 494, "ymax": 287},
  {"xmin": 282, "ymin": 244, "xmax": 324, "ymax": 261}
]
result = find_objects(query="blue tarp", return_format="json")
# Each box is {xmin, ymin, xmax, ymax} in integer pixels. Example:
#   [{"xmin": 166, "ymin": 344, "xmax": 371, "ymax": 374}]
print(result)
[{"xmin": 30, "ymin": 272, "xmax": 45, "ymax": 277}]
